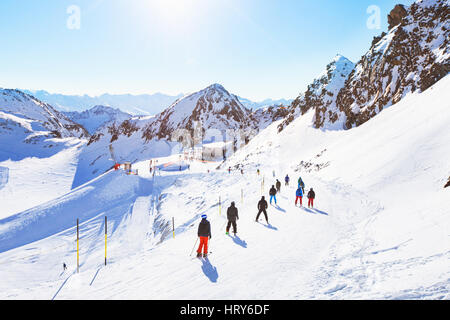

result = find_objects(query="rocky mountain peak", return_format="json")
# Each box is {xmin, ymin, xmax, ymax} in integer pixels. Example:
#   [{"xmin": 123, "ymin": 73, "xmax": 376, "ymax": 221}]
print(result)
[{"xmin": 388, "ymin": 4, "xmax": 408, "ymax": 29}]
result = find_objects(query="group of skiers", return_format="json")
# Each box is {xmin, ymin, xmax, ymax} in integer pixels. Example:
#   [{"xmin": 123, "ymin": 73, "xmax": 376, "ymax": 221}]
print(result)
[{"xmin": 195, "ymin": 172, "xmax": 318, "ymax": 258}]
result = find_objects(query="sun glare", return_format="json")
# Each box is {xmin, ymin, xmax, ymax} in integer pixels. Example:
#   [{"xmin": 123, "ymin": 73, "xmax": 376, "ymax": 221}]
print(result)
[{"xmin": 150, "ymin": 0, "xmax": 199, "ymax": 26}]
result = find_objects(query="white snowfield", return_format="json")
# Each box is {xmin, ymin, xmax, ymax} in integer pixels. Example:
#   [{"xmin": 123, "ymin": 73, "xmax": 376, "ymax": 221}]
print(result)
[{"xmin": 0, "ymin": 76, "xmax": 449, "ymax": 299}]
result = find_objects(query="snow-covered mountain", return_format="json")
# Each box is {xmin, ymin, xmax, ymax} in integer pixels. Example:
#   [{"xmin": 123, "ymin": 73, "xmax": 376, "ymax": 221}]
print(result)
[
  {"xmin": 73, "ymin": 84, "xmax": 260, "ymax": 187},
  {"xmin": 238, "ymin": 96, "xmax": 293, "ymax": 110},
  {"xmin": 336, "ymin": 0, "xmax": 449, "ymax": 129},
  {"xmin": 141, "ymin": 84, "xmax": 254, "ymax": 143},
  {"xmin": 0, "ymin": 89, "xmax": 89, "ymax": 161},
  {"xmin": 279, "ymin": 54, "xmax": 355, "ymax": 131},
  {"xmin": 23, "ymin": 90, "xmax": 184, "ymax": 116},
  {"xmin": 279, "ymin": 0, "xmax": 448, "ymax": 131},
  {"xmin": 64, "ymin": 105, "xmax": 132, "ymax": 135}
]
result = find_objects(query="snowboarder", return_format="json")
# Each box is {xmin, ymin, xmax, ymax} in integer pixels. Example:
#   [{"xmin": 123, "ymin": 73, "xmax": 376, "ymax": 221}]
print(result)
[
  {"xmin": 276, "ymin": 179, "xmax": 281, "ymax": 193},
  {"xmin": 298, "ymin": 177, "xmax": 305, "ymax": 193},
  {"xmin": 197, "ymin": 214, "xmax": 212, "ymax": 258},
  {"xmin": 226, "ymin": 202, "xmax": 239, "ymax": 235},
  {"xmin": 285, "ymin": 174, "xmax": 290, "ymax": 186},
  {"xmin": 295, "ymin": 185, "xmax": 303, "ymax": 207},
  {"xmin": 307, "ymin": 188, "xmax": 316, "ymax": 208},
  {"xmin": 256, "ymin": 196, "xmax": 269, "ymax": 224},
  {"xmin": 269, "ymin": 185, "xmax": 277, "ymax": 205}
]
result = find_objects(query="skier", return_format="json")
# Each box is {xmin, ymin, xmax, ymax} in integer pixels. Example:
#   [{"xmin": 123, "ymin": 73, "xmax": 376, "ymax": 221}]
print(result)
[
  {"xmin": 276, "ymin": 179, "xmax": 281, "ymax": 193},
  {"xmin": 63, "ymin": 262, "xmax": 67, "ymax": 271},
  {"xmin": 285, "ymin": 174, "xmax": 290, "ymax": 186},
  {"xmin": 257, "ymin": 169, "xmax": 260, "ymax": 176},
  {"xmin": 241, "ymin": 168, "xmax": 244, "ymax": 175},
  {"xmin": 226, "ymin": 202, "xmax": 239, "ymax": 235},
  {"xmin": 269, "ymin": 185, "xmax": 277, "ymax": 205},
  {"xmin": 256, "ymin": 196, "xmax": 269, "ymax": 224},
  {"xmin": 295, "ymin": 185, "xmax": 303, "ymax": 207},
  {"xmin": 298, "ymin": 177, "xmax": 305, "ymax": 193},
  {"xmin": 228, "ymin": 167, "xmax": 231, "ymax": 174},
  {"xmin": 197, "ymin": 214, "xmax": 212, "ymax": 258},
  {"xmin": 307, "ymin": 188, "xmax": 316, "ymax": 208}
]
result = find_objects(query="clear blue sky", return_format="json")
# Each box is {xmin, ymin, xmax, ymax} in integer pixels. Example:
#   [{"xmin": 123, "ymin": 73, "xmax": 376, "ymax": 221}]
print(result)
[{"xmin": 0, "ymin": 0, "xmax": 414, "ymax": 101}]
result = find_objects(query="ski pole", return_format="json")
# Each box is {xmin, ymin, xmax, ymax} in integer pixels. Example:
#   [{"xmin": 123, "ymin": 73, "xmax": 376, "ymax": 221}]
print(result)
[
  {"xmin": 190, "ymin": 237, "xmax": 199, "ymax": 256},
  {"xmin": 208, "ymin": 237, "xmax": 212, "ymax": 255}
]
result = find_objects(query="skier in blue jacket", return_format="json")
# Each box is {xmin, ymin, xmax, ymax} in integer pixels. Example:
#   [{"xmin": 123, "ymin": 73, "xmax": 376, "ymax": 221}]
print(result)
[
  {"xmin": 295, "ymin": 186, "xmax": 304, "ymax": 206},
  {"xmin": 285, "ymin": 175, "xmax": 290, "ymax": 186}
]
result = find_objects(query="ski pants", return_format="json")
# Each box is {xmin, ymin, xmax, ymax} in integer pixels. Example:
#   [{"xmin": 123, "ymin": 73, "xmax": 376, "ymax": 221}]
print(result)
[
  {"xmin": 256, "ymin": 209, "xmax": 268, "ymax": 223},
  {"xmin": 197, "ymin": 236, "xmax": 209, "ymax": 254},
  {"xmin": 270, "ymin": 195, "xmax": 277, "ymax": 204},
  {"xmin": 226, "ymin": 220, "xmax": 237, "ymax": 234},
  {"xmin": 295, "ymin": 196, "xmax": 303, "ymax": 206},
  {"xmin": 308, "ymin": 198, "xmax": 314, "ymax": 208}
]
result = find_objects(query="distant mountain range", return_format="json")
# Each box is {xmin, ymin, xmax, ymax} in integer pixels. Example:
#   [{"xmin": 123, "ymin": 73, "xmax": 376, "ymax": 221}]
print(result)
[
  {"xmin": 22, "ymin": 89, "xmax": 292, "ymax": 116},
  {"xmin": 63, "ymin": 105, "xmax": 133, "ymax": 135},
  {"xmin": 22, "ymin": 90, "xmax": 184, "ymax": 116}
]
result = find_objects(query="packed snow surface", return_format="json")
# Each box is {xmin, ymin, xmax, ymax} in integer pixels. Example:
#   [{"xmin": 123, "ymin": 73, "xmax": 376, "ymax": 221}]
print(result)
[{"xmin": 0, "ymin": 76, "xmax": 449, "ymax": 299}]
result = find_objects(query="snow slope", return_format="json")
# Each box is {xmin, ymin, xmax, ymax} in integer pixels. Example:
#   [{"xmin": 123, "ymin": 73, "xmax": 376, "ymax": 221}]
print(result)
[
  {"xmin": 0, "ymin": 76, "xmax": 449, "ymax": 299},
  {"xmin": 0, "ymin": 140, "xmax": 85, "ymax": 219}
]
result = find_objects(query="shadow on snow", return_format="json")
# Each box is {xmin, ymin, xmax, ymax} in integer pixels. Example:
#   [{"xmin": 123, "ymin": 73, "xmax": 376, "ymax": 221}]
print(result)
[
  {"xmin": 228, "ymin": 234, "xmax": 247, "ymax": 248},
  {"xmin": 201, "ymin": 258, "xmax": 218, "ymax": 283}
]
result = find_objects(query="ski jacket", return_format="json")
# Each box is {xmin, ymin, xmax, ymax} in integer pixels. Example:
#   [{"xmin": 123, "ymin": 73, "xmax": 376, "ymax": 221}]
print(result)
[
  {"xmin": 298, "ymin": 179, "xmax": 305, "ymax": 188},
  {"xmin": 227, "ymin": 205, "xmax": 239, "ymax": 221},
  {"xmin": 258, "ymin": 199, "xmax": 268, "ymax": 210},
  {"xmin": 276, "ymin": 181, "xmax": 281, "ymax": 189},
  {"xmin": 198, "ymin": 219, "xmax": 212, "ymax": 238},
  {"xmin": 285, "ymin": 176, "xmax": 290, "ymax": 182},
  {"xmin": 269, "ymin": 187, "xmax": 277, "ymax": 196},
  {"xmin": 307, "ymin": 190, "xmax": 315, "ymax": 199},
  {"xmin": 296, "ymin": 188, "xmax": 303, "ymax": 197}
]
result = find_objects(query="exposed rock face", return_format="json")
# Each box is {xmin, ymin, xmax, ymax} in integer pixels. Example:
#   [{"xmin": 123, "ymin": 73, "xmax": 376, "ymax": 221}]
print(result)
[
  {"xmin": 249, "ymin": 104, "xmax": 289, "ymax": 132},
  {"xmin": 388, "ymin": 4, "xmax": 408, "ymax": 29},
  {"xmin": 278, "ymin": 0, "xmax": 448, "ymax": 132},
  {"xmin": 336, "ymin": 0, "xmax": 449, "ymax": 129},
  {"xmin": 278, "ymin": 55, "xmax": 355, "ymax": 131}
]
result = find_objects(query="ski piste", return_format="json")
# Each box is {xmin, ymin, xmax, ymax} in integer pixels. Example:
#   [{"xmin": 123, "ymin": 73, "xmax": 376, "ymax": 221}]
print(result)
[{"xmin": 0, "ymin": 0, "xmax": 449, "ymax": 300}]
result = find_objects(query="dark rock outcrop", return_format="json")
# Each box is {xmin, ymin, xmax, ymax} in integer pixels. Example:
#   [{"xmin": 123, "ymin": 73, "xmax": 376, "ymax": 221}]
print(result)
[{"xmin": 388, "ymin": 4, "xmax": 408, "ymax": 29}]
